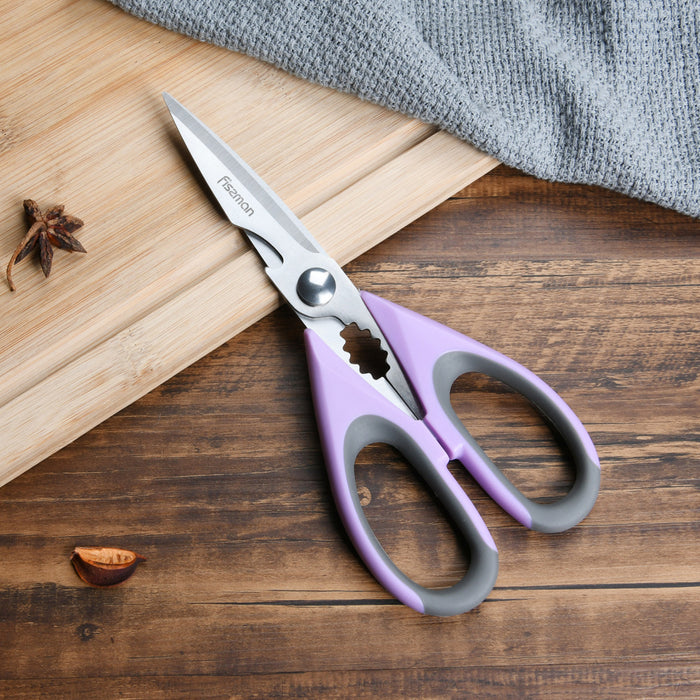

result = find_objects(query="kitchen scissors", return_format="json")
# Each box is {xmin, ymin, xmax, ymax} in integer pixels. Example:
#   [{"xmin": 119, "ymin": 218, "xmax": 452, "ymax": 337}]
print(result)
[{"xmin": 164, "ymin": 94, "xmax": 600, "ymax": 616}]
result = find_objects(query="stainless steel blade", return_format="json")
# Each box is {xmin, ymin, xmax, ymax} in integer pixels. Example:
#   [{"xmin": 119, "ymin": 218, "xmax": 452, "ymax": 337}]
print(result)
[{"xmin": 164, "ymin": 93, "xmax": 422, "ymax": 418}]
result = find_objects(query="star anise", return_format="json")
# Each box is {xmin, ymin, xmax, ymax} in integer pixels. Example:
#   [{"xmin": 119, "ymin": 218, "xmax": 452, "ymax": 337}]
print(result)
[{"xmin": 6, "ymin": 199, "xmax": 86, "ymax": 291}]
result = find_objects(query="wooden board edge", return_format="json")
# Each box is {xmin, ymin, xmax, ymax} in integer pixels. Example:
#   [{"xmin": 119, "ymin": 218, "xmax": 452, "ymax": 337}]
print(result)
[{"xmin": 0, "ymin": 137, "xmax": 498, "ymax": 486}]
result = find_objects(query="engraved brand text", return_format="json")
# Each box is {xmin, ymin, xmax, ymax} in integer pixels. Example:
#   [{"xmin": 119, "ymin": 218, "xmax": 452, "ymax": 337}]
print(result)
[{"xmin": 217, "ymin": 176, "xmax": 255, "ymax": 216}]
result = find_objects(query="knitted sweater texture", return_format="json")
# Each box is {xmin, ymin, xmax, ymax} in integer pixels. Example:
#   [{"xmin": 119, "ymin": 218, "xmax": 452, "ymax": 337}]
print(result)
[{"xmin": 111, "ymin": 0, "xmax": 700, "ymax": 217}]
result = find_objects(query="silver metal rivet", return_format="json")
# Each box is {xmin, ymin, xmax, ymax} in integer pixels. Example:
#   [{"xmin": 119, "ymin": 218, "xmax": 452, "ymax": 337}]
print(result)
[{"xmin": 296, "ymin": 267, "xmax": 336, "ymax": 307}]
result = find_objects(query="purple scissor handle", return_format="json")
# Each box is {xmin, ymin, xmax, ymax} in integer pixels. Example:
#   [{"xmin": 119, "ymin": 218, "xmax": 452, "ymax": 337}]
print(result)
[
  {"xmin": 362, "ymin": 292, "xmax": 601, "ymax": 534},
  {"xmin": 306, "ymin": 292, "xmax": 599, "ymax": 615},
  {"xmin": 164, "ymin": 94, "xmax": 601, "ymax": 616}
]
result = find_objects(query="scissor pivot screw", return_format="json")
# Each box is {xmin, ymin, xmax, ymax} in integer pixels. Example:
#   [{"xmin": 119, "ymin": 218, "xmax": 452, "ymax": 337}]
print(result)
[{"xmin": 297, "ymin": 267, "xmax": 336, "ymax": 306}]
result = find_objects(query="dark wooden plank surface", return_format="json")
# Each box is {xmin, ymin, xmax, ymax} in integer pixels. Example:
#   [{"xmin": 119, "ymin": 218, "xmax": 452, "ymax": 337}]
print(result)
[{"xmin": 1, "ymin": 166, "xmax": 698, "ymax": 698}]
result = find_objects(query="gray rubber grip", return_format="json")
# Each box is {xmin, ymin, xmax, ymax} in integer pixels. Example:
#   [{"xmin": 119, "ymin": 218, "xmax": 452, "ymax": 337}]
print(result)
[
  {"xmin": 433, "ymin": 351, "xmax": 601, "ymax": 533},
  {"xmin": 342, "ymin": 415, "xmax": 499, "ymax": 616}
]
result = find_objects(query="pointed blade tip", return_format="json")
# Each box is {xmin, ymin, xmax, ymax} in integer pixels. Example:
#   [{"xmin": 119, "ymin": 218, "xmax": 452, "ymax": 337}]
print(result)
[{"xmin": 162, "ymin": 92, "xmax": 185, "ymax": 120}]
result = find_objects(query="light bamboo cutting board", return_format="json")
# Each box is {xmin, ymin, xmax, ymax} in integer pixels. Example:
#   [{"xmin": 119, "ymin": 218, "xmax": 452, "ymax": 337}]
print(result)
[{"xmin": 0, "ymin": 0, "xmax": 498, "ymax": 486}]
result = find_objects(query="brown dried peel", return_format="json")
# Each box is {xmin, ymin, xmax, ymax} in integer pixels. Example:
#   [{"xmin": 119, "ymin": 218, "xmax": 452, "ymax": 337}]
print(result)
[{"xmin": 71, "ymin": 546, "xmax": 146, "ymax": 587}]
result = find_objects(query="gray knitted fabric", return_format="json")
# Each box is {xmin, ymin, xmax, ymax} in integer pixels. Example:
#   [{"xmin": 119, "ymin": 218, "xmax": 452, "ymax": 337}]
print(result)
[{"xmin": 112, "ymin": 0, "xmax": 699, "ymax": 217}]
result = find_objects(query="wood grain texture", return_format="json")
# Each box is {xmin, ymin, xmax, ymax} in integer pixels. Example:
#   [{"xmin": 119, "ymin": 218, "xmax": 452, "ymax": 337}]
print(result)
[
  {"xmin": 0, "ymin": 0, "xmax": 497, "ymax": 485},
  {"xmin": 1, "ymin": 166, "xmax": 697, "ymax": 698}
]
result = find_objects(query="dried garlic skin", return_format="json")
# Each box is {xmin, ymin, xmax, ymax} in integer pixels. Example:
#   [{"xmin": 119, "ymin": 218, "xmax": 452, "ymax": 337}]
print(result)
[{"xmin": 71, "ymin": 546, "xmax": 146, "ymax": 587}]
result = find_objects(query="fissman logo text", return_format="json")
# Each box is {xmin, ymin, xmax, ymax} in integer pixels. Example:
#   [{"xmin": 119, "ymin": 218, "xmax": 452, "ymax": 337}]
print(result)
[{"xmin": 218, "ymin": 176, "xmax": 255, "ymax": 217}]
